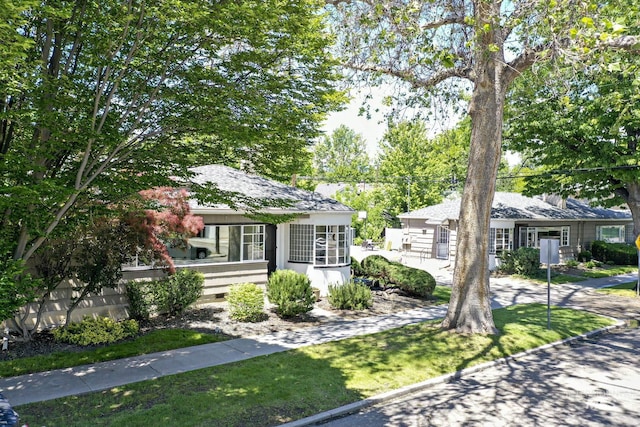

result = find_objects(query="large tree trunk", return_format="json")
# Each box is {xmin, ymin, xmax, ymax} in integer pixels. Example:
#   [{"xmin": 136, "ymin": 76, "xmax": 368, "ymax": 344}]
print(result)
[{"xmin": 441, "ymin": 0, "xmax": 504, "ymax": 334}]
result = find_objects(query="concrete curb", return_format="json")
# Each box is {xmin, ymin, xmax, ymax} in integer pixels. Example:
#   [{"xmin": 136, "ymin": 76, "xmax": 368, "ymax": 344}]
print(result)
[{"xmin": 280, "ymin": 319, "xmax": 626, "ymax": 427}]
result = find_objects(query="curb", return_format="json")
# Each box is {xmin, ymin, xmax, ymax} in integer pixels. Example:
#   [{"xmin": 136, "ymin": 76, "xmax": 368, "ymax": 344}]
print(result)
[{"xmin": 280, "ymin": 319, "xmax": 626, "ymax": 427}]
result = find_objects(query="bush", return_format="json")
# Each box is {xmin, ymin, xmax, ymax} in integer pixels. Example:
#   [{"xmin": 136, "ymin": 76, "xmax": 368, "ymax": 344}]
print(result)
[
  {"xmin": 498, "ymin": 247, "xmax": 540, "ymax": 276},
  {"xmin": 227, "ymin": 283, "xmax": 265, "ymax": 322},
  {"xmin": 350, "ymin": 257, "xmax": 366, "ymax": 277},
  {"xmin": 126, "ymin": 281, "xmax": 154, "ymax": 321},
  {"xmin": 565, "ymin": 259, "xmax": 579, "ymax": 268},
  {"xmin": 359, "ymin": 255, "xmax": 436, "ymax": 297},
  {"xmin": 154, "ymin": 269, "xmax": 204, "ymax": 316},
  {"xmin": 590, "ymin": 240, "xmax": 638, "ymax": 265},
  {"xmin": 266, "ymin": 270, "xmax": 315, "ymax": 318},
  {"xmin": 52, "ymin": 316, "xmax": 139, "ymax": 346},
  {"xmin": 577, "ymin": 250, "xmax": 592, "ymax": 262},
  {"xmin": 328, "ymin": 281, "xmax": 373, "ymax": 310}
]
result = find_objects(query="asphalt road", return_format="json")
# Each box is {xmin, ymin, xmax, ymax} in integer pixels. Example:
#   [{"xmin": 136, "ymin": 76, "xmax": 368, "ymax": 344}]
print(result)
[{"xmin": 320, "ymin": 327, "xmax": 640, "ymax": 427}]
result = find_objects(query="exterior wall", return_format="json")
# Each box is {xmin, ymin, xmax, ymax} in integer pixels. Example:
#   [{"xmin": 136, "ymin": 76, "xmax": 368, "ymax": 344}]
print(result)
[
  {"xmin": 6, "ymin": 261, "xmax": 269, "ymax": 332},
  {"xmin": 8, "ymin": 279, "xmax": 130, "ymax": 332},
  {"xmin": 282, "ymin": 212, "xmax": 354, "ymax": 296}
]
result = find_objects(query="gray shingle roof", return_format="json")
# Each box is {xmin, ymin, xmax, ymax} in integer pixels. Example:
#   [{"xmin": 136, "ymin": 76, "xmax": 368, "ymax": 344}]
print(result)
[
  {"xmin": 398, "ymin": 192, "xmax": 631, "ymax": 221},
  {"xmin": 189, "ymin": 165, "xmax": 353, "ymax": 213}
]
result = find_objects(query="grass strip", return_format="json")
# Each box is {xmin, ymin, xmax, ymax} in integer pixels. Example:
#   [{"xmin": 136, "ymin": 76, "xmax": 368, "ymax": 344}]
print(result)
[
  {"xmin": 580, "ymin": 265, "xmax": 637, "ymax": 278},
  {"xmin": 17, "ymin": 304, "xmax": 614, "ymax": 427},
  {"xmin": 0, "ymin": 329, "xmax": 227, "ymax": 378},
  {"xmin": 596, "ymin": 281, "xmax": 639, "ymax": 297}
]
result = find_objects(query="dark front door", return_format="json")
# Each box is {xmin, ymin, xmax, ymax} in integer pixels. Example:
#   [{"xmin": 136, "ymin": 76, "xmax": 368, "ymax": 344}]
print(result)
[{"xmin": 265, "ymin": 224, "xmax": 277, "ymax": 274}]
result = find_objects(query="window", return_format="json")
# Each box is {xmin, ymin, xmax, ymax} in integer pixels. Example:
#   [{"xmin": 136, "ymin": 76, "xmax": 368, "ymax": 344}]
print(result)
[
  {"xmin": 290, "ymin": 224, "xmax": 350, "ymax": 266},
  {"xmin": 596, "ymin": 225, "xmax": 626, "ymax": 243},
  {"xmin": 169, "ymin": 224, "xmax": 264, "ymax": 265},
  {"xmin": 518, "ymin": 226, "xmax": 570, "ymax": 248},
  {"xmin": 490, "ymin": 227, "xmax": 513, "ymax": 255}
]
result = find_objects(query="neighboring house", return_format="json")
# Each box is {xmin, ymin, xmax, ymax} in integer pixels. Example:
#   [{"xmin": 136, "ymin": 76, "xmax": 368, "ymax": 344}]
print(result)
[
  {"xmin": 124, "ymin": 164, "xmax": 355, "ymax": 299},
  {"xmin": 397, "ymin": 192, "xmax": 633, "ymax": 270},
  {"xmin": 11, "ymin": 165, "xmax": 354, "ymax": 331}
]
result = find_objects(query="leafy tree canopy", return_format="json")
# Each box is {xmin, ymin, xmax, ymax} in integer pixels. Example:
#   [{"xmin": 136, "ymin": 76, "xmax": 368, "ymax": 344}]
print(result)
[
  {"xmin": 312, "ymin": 124, "xmax": 371, "ymax": 182},
  {"xmin": 1, "ymin": 0, "xmax": 343, "ymax": 264}
]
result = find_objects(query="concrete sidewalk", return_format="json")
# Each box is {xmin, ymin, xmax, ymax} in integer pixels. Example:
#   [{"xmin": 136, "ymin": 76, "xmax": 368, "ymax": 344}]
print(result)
[{"xmin": 1, "ymin": 272, "xmax": 638, "ymax": 408}]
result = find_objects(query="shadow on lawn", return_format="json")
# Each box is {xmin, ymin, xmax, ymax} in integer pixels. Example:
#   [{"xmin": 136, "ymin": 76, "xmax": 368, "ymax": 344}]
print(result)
[{"xmin": 16, "ymin": 349, "xmax": 362, "ymax": 427}]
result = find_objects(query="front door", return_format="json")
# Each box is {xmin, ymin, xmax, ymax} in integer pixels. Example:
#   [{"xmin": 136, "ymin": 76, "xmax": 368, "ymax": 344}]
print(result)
[
  {"xmin": 265, "ymin": 224, "xmax": 277, "ymax": 274},
  {"xmin": 436, "ymin": 225, "xmax": 449, "ymax": 259}
]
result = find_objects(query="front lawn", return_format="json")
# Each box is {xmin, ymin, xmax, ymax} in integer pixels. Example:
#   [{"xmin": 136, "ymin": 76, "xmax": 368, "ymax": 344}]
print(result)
[
  {"xmin": 17, "ymin": 304, "xmax": 615, "ymax": 427},
  {"xmin": 0, "ymin": 329, "xmax": 227, "ymax": 378}
]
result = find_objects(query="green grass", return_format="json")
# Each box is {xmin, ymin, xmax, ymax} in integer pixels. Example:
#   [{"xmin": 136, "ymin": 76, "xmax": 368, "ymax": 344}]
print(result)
[
  {"xmin": 580, "ymin": 265, "xmax": 637, "ymax": 278},
  {"xmin": 596, "ymin": 281, "xmax": 639, "ymax": 297},
  {"xmin": 0, "ymin": 329, "xmax": 227, "ymax": 378},
  {"xmin": 16, "ymin": 304, "xmax": 615, "ymax": 427},
  {"xmin": 431, "ymin": 285, "xmax": 451, "ymax": 303},
  {"xmin": 524, "ymin": 271, "xmax": 586, "ymax": 284}
]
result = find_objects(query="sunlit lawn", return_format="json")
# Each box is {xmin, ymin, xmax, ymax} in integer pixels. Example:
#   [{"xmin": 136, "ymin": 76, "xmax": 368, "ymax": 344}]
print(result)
[
  {"xmin": 17, "ymin": 304, "xmax": 615, "ymax": 427},
  {"xmin": 596, "ymin": 281, "xmax": 639, "ymax": 298},
  {"xmin": 580, "ymin": 265, "xmax": 637, "ymax": 278},
  {"xmin": 0, "ymin": 329, "xmax": 227, "ymax": 378}
]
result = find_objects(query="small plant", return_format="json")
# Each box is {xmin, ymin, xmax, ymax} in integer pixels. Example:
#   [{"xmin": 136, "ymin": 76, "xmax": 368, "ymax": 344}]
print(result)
[
  {"xmin": 52, "ymin": 316, "xmax": 139, "ymax": 346},
  {"xmin": 266, "ymin": 270, "xmax": 315, "ymax": 318},
  {"xmin": 585, "ymin": 260, "xmax": 602, "ymax": 269},
  {"xmin": 155, "ymin": 269, "xmax": 204, "ymax": 316},
  {"xmin": 577, "ymin": 250, "xmax": 592, "ymax": 262},
  {"xmin": 227, "ymin": 283, "xmax": 265, "ymax": 322},
  {"xmin": 565, "ymin": 259, "xmax": 579, "ymax": 268},
  {"xmin": 328, "ymin": 281, "xmax": 373, "ymax": 310}
]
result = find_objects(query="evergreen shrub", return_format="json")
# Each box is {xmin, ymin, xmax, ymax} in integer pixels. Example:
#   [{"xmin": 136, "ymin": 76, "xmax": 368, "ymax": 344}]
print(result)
[
  {"xmin": 227, "ymin": 283, "xmax": 265, "ymax": 322},
  {"xmin": 328, "ymin": 281, "xmax": 373, "ymax": 310},
  {"xmin": 359, "ymin": 255, "xmax": 436, "ymax": 297},
  {"xmin": 590, "ymin": 241, "xmax": 637, "ymax": 265},
  {"xmin": 266, "ymin": 270, "xmax": 315, "ymax": 318},
  {"xmin": 53, "ymin": 316, "xmax": 139, "ymax": 346},
  {"xmin": 498, "ymin": 247, "xmax": 540, "ymax": 276},
  {"xmin": 154, "ymin": 269, "xmax": 204, "ymax": 316}
]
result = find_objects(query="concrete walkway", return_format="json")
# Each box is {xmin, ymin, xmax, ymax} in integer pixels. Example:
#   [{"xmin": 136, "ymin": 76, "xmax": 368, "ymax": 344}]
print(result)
[{"xmin": 1, "ymin": 272, "xmax": 639, "ymax": 409}]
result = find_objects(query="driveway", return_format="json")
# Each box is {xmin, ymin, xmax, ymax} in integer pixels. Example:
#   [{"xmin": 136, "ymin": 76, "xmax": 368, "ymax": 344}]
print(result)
[{"xmin": 320, "ymin": 326, "xmax": 640, "ymax": 426}]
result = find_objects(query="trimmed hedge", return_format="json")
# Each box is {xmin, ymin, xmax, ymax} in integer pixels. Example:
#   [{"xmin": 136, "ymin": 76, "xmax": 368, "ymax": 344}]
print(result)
[
  {"xmin": 590, "ymin": 240, "xmax": 638, "ymax": 265},
  {"xmin": 358, "ymin": 255, "xmax": 436, "ymax": 298}
]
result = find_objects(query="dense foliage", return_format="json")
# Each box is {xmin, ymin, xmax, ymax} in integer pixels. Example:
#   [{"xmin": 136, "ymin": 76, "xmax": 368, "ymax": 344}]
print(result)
[
  {"xmin": 328, "ymin": 281, "xmax": 373, "ymax": 310},
  {"xmin": 359, "ymin": 255, "xmax": 435, "ymax": 298},
  {"xmin": 227, "ymin": 283, "xmax": 265, "ymax": 323},
  {"xmin": 590, "ymin": 241, "xmax": 638, "ymax": 266},
  {"xmin": 497, "ymin": 248, "xmax": 541, "ymax": 276},
  {"xmin": 266, "ymin": 270, "xmax": 315, "ymax": 318},
  {"xmin": 52, "ymin": 317, "xmax": 139, "ymax": 346}
]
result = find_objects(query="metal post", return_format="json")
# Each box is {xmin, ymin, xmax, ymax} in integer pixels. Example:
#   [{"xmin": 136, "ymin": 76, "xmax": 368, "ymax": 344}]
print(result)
[{"xmin": 547, "ymin": 242, "xmax": 551, "ymax": 330}]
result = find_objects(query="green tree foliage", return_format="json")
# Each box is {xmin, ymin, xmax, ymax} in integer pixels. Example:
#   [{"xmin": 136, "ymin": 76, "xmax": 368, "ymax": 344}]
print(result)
[
  {"xmin": 1, "ymin": 0, "xmax": 342, "ymax": 268},
  {"xmin": 327, "ymin": 0, "xmax": 639, "ymax": 333},
  {"xmin": 313, "ymin": 125, "xmax": 371, "ymax": 182},
  {"xmin": 334, "ymin": 184, "xmax": 389, "ymax": 241},
  {"xmin": 505, "ymin": 59, "xmax": 640, "ymax": 234},
  {"xmin": 378, "ymin": 119, "xmax": 470, "ymax": 215}
]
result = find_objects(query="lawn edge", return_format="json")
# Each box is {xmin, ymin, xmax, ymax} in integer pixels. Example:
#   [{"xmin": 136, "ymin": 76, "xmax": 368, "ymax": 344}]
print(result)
[{"xmin": 281, "ymin": 318, "xmax": 626, "ymax": 427}]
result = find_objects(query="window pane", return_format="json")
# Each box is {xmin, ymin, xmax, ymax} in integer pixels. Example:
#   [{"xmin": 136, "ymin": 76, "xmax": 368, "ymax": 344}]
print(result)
[{"xmin": 290, "ymin": 224, "xmax": 313, "ymax": 263}]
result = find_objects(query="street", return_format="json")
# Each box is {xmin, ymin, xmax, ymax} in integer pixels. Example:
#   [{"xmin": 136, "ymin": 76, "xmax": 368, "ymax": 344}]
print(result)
[{"xmin": 321, "ymin": 327, "xmax": 640, "ymax": 426}]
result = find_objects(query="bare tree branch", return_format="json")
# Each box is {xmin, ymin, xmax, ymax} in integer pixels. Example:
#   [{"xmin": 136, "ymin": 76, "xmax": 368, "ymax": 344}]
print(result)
[{"xmin": 347, "ymin": 62, "xmax": 473, "ymax": 87}]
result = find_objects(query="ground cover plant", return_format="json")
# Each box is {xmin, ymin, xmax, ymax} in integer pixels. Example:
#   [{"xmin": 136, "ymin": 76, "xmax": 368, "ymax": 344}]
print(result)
[{"xmin": 16, "ymin": 304, "xmax": 615, "ymax": 427}]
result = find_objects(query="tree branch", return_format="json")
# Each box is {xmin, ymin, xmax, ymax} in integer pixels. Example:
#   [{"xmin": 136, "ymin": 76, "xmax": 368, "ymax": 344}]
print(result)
[
  {"xmin": 347, "ymin": 63, "xmax": 473, "ymax": 88},
  {"xmin": 604, "ymin": 35, "xmax": 640, "ymax": 52}
]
